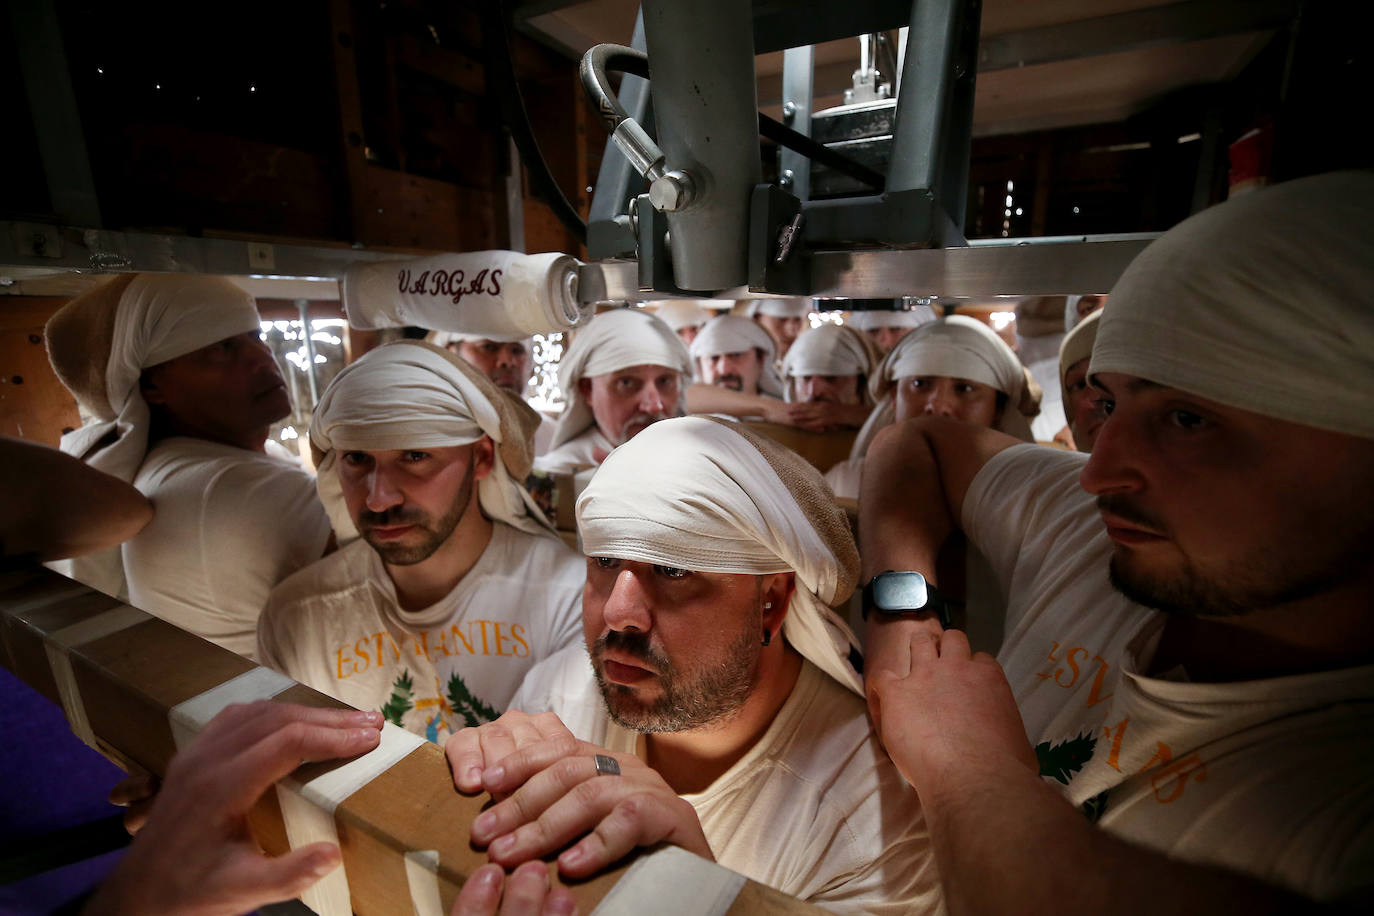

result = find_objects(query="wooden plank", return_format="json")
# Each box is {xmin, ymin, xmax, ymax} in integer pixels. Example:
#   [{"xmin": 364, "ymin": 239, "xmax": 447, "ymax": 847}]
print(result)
[
  {"xmin": 329, "ymin": 0, "xmax": 374, "ymax": 244},
  {"xmin": 739, "ymin": 421, "xmax": 857, "ymax": 474},
  {"xmin": 0, "ymin": 565, "xmax": 824, "ymax": 916},
  {"xmin": 0, "ymin": 295, "xmax": 82, "ymax": 445}
]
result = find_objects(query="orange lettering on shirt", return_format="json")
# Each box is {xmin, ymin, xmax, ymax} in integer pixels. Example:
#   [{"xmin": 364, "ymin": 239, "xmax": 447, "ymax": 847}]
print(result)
[
  {"xmin": 511, "ymin": 624, "xmax": 530, "ymax": 658},
  {"xmin": 1086, "ymin": 655, "xmax": 1114, "ymax": 707},
  {"xmin": 336, "ymin": 647, "xmax": 356, "ymax": 680},
  {"xmin": 479, "ymin": 620, "xmax": 491, "ymax": 656},
  {"xmin": 384, "ymin": 631, "xmax": 403, "ymax": 663},
  {"xmin": 1102, "ymin": 717, "xmax": 1130, "ymax": 771},
  {"xmin": 1137, "ymin": 741, "xmax": 1173, "ymax": 773},
  {"xmin": 1035, "ymin": 641, "xmax": 1062, "ymax": 680},
  {"xmin": 1054, "ymin": 647, "xmax": 1089, "ymax": 689},
  {"xmin": 354, "ymin": 635, "xmax": 373, "ymax": 673},
  {"xmin": 493, "ymin": 622, "xmax": 511, "ymax": 657},
  {"xmin": 1149, "ymin": 753, "xmax": 1206, "ymax": 803},
  {"xmin": 452, "ymin": 624, "xmax": 474, "ymax": 655}
]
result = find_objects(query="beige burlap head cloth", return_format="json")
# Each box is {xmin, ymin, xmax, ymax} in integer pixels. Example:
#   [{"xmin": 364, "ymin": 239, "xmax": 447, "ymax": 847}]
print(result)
[
  {"xmin": 44, "ymin": 273, "xmax": 265, "ymax": 596},
  {"xmin": 1092, "ymin": 171, "xmax": 1374, "ymax": 439},
  {"xmin": 309, "ymin": 340, "xmax": 552, "ymax": 540},
  {"xmin": 550, "ymin": 308, "xmax": 693, "ymax": 450},
  {"xmin": 781, "ymin": 323, "xmax": 882, "ymax": 404},
  {"xmin": 577, "ymin": 415, "xmax": 864, "ymax": 695}
]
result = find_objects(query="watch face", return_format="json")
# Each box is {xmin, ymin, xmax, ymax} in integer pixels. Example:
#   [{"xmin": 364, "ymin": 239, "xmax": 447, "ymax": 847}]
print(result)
[{"xmin": 875, "ymin": 572, "xmax": 928, "ymax": 610}]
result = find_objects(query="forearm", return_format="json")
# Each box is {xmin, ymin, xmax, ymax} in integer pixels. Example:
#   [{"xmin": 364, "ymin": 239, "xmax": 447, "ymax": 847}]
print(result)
[
  {"xmin": 918, "ymin": 757, "xmax": 1300, "ymax": 916},
  {"xmin": 857, "ymin": 421, "xmax": 954, "ymax": 583},
  {"xmin": 685, "ymin": 383, "xmax": 774, "ymax": 418}
]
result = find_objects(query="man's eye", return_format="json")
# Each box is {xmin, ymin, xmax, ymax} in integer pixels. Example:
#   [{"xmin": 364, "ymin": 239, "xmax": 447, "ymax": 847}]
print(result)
[
  {"xmin": 1169, "ymin": 410, "xmax": 1209, "ymax": 431},
  {"xmin": 341, "ymin": 452, "xmax": 368, "ymax": 467},
  {"xmin": 481, "ymin": 343, "xmax": 501, "ymax": 353},
  {"xmin": 1100, "ymin": 398, "xmax": 1116, "ymax": 416},
  {"xmin": 654, "ymin": 565, "xmax": 689, "ymax": 579},
  {"xmin": 593, "ymin": 556, "xmax": 620, "ymax": 570},
  {"xmin": 403, "ymin": 451, "xmax": 430, "ymax": 462}
]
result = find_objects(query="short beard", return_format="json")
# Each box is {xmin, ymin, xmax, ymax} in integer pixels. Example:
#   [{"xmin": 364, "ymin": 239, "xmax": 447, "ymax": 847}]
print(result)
[
  {"xmin": 359, "ymin": 457, "xmax": 475, "ymax": 566},
  {"xmin": 591, "ymin": 623, "xmax": 759, "ymax": 733}
]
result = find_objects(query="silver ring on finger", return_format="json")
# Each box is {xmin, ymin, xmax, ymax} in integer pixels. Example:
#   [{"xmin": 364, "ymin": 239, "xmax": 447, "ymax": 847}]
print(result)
[{"xmin": 593, "ymin": 754, "xmax": 621, "ymax": 776}]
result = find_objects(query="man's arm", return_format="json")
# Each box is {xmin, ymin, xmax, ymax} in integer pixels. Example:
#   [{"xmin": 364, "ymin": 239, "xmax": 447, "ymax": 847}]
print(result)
[
  {"xmin": 869, "ymin": 627, "xmax": 1307, "ymax": 916},
  {"xmin": 858, "ymin": 418, "xmax": 1018, "ymax": 724},
  {"xmin": 0, "ymin": 436, "xmax": 153, "ymax": 560},
  {"xmin": 685, "ymin": 383, "xmax": 779, "ymax": 419}
]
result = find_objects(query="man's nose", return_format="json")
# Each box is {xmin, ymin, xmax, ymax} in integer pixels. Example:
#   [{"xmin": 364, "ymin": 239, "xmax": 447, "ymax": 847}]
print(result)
[
  {"xmin": 365, "ymin": 467, "xmax": 404, "ymax": 513},
  {"xmin": 639, "ymin": 383, "xmax": 666, "ymax": 414},
  {"xmin": 922, "ymin": 387, "xmax": 957, "ymax": 418},
  {"xmin": 602, "ymin": 569, "xmax": 653, "ymax": 633},
  {"xmin": 1079, "ymin": 412, "xmax": 1145, "ymax": 496}
]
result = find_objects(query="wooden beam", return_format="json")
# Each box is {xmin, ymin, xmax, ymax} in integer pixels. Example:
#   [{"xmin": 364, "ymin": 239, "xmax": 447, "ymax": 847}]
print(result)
[
  {"xmin": 0, "ymin": 565, "xmax": 821, "ymax": 915},
  {"xmin": 328, "ymin": 0, "xmax": 374, "ymax": 245}
]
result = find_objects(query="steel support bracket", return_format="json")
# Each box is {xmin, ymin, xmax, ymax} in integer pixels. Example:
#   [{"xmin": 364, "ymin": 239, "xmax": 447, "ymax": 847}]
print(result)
[{"xmin": 747, "ymin": 184, "xmax": 808, "ymax": 295}]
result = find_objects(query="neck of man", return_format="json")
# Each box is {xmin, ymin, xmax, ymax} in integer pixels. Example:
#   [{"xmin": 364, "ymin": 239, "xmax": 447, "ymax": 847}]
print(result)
[
  {"xmin": 385, "ymin": 504, "xmax": 494, "ymax": 612},
  {"xmin": 152, "ymin": 415, "xmax": 270, "ymax": 453},
  {"xmin": 1148, "ymin": 575, "xmax": 1374, "ymax": 682},
  {"xmin": 644, "ymin": 641, "xmax": 803, "ymax": 795}
]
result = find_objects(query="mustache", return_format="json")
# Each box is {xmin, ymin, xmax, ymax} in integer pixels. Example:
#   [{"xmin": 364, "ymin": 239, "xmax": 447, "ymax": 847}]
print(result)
[
  {"xmin": 595, "ymin": 630, "xmax": 672, "ymax": 673},
  {"xmin": 1096, "ymin": 495, "xmax": 1167, "ymax": 534},
  {"xmin": 358, "ymin": 506, "xmax": 425, "ymax": 528}
]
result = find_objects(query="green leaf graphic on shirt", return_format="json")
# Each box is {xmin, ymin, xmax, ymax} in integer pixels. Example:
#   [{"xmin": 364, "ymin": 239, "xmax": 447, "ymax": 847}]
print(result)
[
  {"xmin": 380, "ymin": 669, "xmax": 415, "ymax": 727},
  {"xmin": 1036, "ymin": 731, "xmax": 1096, "ymax": 785},
  {"xmin": 446, "ymin": 672, "xmax": 500, "ymax": 729}
]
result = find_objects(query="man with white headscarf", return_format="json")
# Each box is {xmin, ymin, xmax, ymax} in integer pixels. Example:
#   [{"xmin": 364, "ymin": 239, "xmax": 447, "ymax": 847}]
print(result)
[
  {"xmin": 427, "ymin": 329, "xmax": 555, "ymax": 456},
  {"xmin": 1057, "ymin": 308, "xmax": 1105, "ymax": 452},
  {"xmin": 653, "ymin": 299, "xmax": 716, "ymax": 348},
  {"xmin": 826, "ymin": 314, "xmax": 1041, "ymax": 502},
  {"xmin": 847, "ymin": 305, "xmax": 936, "ymax": 354},
  {"xmin": 688, "ymin": 313, "xmax": 784, "ymax": 399},
  {"xmin": 779, "ymin": 322, "xmax": 881, "ymax": 431},
  {"xmin": 258, "ymin": 341, "xmax": 582, "ymax": 743},
  {"xmin": 863, "ymin": 171, "xmax": 1374, "ymax": 910},
  {"xmin": 747, "ymin": 297, "xmax": 811, "ymax": 362},
  {"xmin": 445, "ymin": 416, "xmax": 938, "ymax": 915},
  {"xmin": 43, "ymin": 274, "xmax": 331, "ymax": 655},
  {"xmin": 534, "ymin": 308, "xmax": 693, "ymax": 475}
]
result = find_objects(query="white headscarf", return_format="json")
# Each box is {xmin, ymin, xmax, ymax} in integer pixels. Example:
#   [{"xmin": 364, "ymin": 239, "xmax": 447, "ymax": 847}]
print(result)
[
  {"xmin": 846, "ymin": 306, "xmax": 936, "ymax": 331},
  {"xmin": 653, "ymin": 299, "xmax": 715, "ymax": 332},
  {"xmin": 44, "ymin": 274, "xmax": 263, "ymax": 596},
  {"xmin": 427, "ymin": 330, "xmax": 531, "ymax": 348},
  {"xmin": 747, "ymin": 298, "xmax": 812, "ymax": 319},
  {"xmin": 551, "ymin": 309, "xmax": 693, "ymax": 451},
  {"xmin": 578, "ymin": 416, "xmax": 863, "ymax": 695},
  {"xmin": 781, "ymin": 323, "xmax": 880, "ymax": 404},
  {"xmin": 689, "ymin": 315, "xmax": 784, "ymax": 397},
  {"xmin": 1058, "ymin": 309, "xmax": 1102, "ymax": 417},
  {"xmin": 851, "ymin": 315, "xmax": 1041, "ymax": 459},
  {"xmin": 310, "ymin": 341, "xmax": 553, "ymax": 541},
  {"xmin": 1092, "ymin": 171, "xmax": 1374, "ymax": 440}
]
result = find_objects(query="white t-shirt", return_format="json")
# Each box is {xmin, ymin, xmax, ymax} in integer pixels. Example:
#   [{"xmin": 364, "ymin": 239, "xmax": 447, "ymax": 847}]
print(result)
[
  {"xmin": 532, "ymin": 412, "xmax": 557, "ymax": 458},
  {"xmin": 512, "ymin": 648, "xmax": 940, "ymax": 916},
  {"xmin": 534, "ymin": 428, "xmax": 612, "ymax": 475},
  {"xmin": 259, "ymin": 522, "xmax": 584, "ymax": 744},
  {"xmin": 123, "ymin": 437, "xmax": 332, "ymax": 659},
  {"xmin": 964, "ymin": 444, "xmax": 1374, "ymax": 900}
]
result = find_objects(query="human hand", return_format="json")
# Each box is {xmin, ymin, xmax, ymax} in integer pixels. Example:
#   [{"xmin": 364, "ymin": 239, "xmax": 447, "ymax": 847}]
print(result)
[
  {"xmin": 107, "ymin": 769, "xmax": 159, "ymax": 835},
  {"xmin": 776, "ymin": 401, "xmax": 869, "ymax": 432},
  {"xmin": 446, "ymin": 710, "xmax": 578, "ymax": 796},
  {"xmin": 85, "ymin": 701, "xmax": 383, "ymax": 916},
  {"xmin": 469, "ymin": 738, "xmax": 712, "ymax": 879},
  {"xmin": 451, "ymin": 862, "xmax": 577, "ymax": 916},
  {"xmin": 868, "ymin": 627, "xmax": 1036, "ymax": 794}
]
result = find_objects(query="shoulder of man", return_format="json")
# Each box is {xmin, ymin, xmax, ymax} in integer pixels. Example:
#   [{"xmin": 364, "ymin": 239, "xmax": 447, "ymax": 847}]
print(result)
[{"xmin": 261, "ymin": 539, "xmax": 374, "ymax": 618}]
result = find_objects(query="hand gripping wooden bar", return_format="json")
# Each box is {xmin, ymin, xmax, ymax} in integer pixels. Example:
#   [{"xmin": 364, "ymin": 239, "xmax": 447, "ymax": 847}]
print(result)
[{"xmin": 0, "ymin": 564, "xmax": 818, "ymax": 915}]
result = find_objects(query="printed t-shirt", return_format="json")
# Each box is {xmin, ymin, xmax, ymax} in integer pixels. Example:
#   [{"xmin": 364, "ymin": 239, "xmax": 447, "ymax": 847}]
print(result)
[
  {"xmin": 533, "ymin": 428, "xmax": 612, "ymax": 475},
  {"xmin": 259, "ymin": 521, "xmax": 583, "ymax": 744},
  {"xmin": 963, "ymin": 444, "xmax": 1374, "ymax": 900},
  {"xmin": 512, "ymin": 647, "xmax": 941, "ymax": 916},
  {"xmin": 123, "ymin": 436, "xmax": 332, "ymax": 659}
]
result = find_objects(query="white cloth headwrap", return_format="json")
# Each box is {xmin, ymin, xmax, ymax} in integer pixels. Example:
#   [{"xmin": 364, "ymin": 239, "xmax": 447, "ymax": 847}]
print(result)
[
  {"xmin": 578, "ymin": 417, "xmax": 863, "ymax": 695},
  {"xmin": 1091, "ymin": 171, "xmax": 1374, "ymax": 440},
  {"xmin": 310, "ymin": 341, "xmax": 553, "ymax": 540},
  {"xmin": 654, "ymin": 300, "xmax": 714, "ymax": 332},
  {"xmin": 689, "ymin": 315, "xmax": 784, "ymax": 397},
  {"xmin": 45, "ymin": 275, "xmax": 262, "ymax": 597},
  {"xmin": 1058, "ymin": 309, "xmax": 1101, "ymax": 415},
  {"xmin": 1064, "ymin": 296, "xmax": 1084, "ymax": 332},
  {"xmin": 846, "ymin": 306, "xmax": 936, "ymax": 331},
  {"xmin": 551, "ymin": 309, "xmax": 693, "ymax": 451},
  {"xmin": 850, "ymin": 315, "xmax": 1039, "ymax": 458},
  {"xmin": 427, "ymin": 330, "xmax": 531, "ymax": 347},
  {"xmin": 781, "ymin": 324, "xmax": 877, "ymax": 404},
  {"xmin": 747, "ymin": 298, "xmax": 811, "ymax": 319}
]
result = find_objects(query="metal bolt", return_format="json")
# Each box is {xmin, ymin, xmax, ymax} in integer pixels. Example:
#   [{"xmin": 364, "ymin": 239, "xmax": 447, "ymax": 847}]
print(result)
[
  {"xmin": 779, "ymin": 169, "xmax": 794, "ymax": 190},
  {"xmin": 774, "ymin": 212, "xmax": 805, "ymax": 265},
  {"xmin": 648, "ymin": 169, "xmax": 697, "ymax": 212},
  {"xmin": 782, "ymin": 101, "xmax": 797, "ymax": 123}
]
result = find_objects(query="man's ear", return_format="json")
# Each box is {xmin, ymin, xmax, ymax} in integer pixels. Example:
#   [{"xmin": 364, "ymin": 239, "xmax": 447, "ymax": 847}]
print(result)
[
  {"xmin": 577, "ymin": 377, "xmax": 592, "ymax": 399},
  {"xmin": 471, "ymin": 437, "xmax": 496, "ymax": 482},
  {"xmin": 761, "ymin": 572, "xmax": 796, "ymax": 632}
]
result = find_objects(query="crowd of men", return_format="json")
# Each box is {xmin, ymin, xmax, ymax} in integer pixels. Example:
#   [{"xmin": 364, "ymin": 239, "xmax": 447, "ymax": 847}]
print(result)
[{"xmin": 6, "ymin": 170, "xmax": 1370, "ymax": 914}]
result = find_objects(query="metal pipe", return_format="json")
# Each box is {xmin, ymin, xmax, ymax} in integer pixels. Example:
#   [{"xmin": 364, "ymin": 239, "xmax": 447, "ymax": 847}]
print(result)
[{"xmin": 295, "ymin": 299, "xmax": 320, "ymax": 408}]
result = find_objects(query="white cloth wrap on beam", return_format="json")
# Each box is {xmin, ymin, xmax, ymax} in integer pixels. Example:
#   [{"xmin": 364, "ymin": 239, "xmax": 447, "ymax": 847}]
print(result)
[
  {"xmin": 591, "ymin": 845, "xmax": 746, "ymax": 916},
  {"xmin": 310, "ymin": 341, "xmax": 553, "ymax": 540},
  {"xmin": 577, "ymin": 416, "xmax": 863, "ymax": 695},
  {"xmin": 551, "ymin": 309, "xmax": 694, "ymax": 451},
  {"xmin": 1091, "ymin": 171, "xmax": 1374, "ymax": 439},
  {"xmin": 746, "ymin": 298, "xmax": 811, "ymax": 319},
  {"xmin": 44, "ymin": 604, "xmax": 153, "ymax": 749},
  {"xmin": 780, "ymin": 324, "xmax": 877, "ymax": 404},
  {"xmin": 342, "ymin": 250, "xmax": 589, "ymax": 335},
  {"xmin": 689, "ymin": 315, "xmax": 784, "ymax": 398}
]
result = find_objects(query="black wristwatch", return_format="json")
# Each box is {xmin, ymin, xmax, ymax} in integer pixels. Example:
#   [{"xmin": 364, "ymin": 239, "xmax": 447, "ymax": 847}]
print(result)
[{"xmin": 861, "ymin": 570, "xmax": 957, "ymax": 629}]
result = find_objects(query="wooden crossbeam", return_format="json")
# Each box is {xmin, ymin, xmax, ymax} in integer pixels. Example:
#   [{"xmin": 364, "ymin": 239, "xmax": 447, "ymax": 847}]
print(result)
[{"xmin": 0, "ymin": 563, "xmax": 816, "ymax": 915}]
